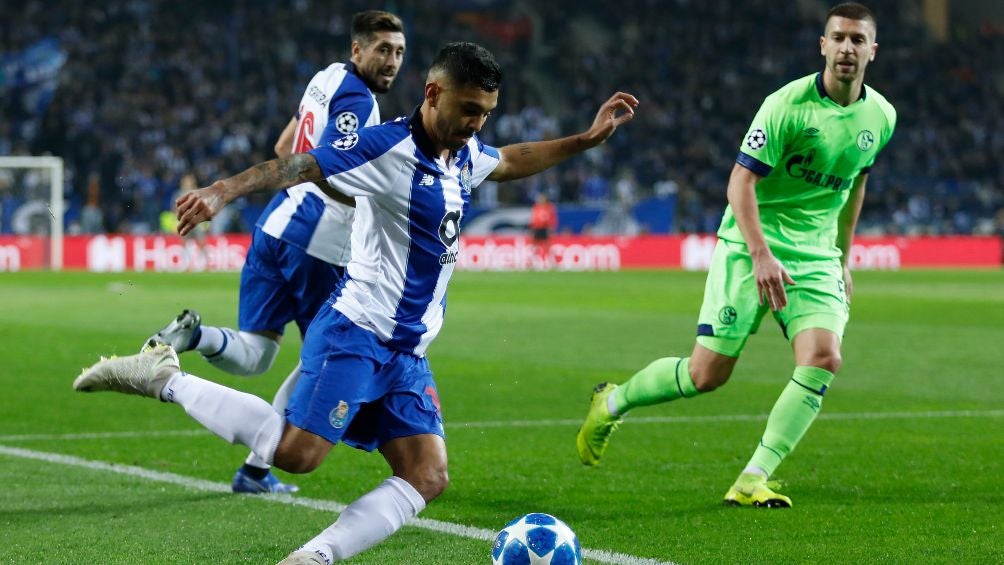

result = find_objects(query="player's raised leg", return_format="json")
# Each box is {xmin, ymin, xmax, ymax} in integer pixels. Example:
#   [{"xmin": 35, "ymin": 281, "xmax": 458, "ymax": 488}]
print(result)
[
  {"xmin": 143, "ymin": 228, "xmax": 288, "ymax": 377},
  {"xmin": 146, "ymin": 230, "xmax": 338, "ymax": 494},
  {"xmin": 577, "ymin": 344, "xmax": 738, "ymax": 466},
  {"xmin": 74, "ymin": 346, "xmax": 285, "ymax": 466},
  {"xmin": 145, "ymin": 311, "xmax": 281, "ymax": 376},
  {"xmin": 578, "ymin": 238, "xmax": 756, "ymax": 466},
  {"xmin": 146, "ymin": 294, "xmax": 292, "ymax": 492}
]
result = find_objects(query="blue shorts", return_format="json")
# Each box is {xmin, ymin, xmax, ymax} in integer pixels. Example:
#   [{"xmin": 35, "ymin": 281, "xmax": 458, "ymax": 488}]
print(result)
[
  {"xmin": 286, "ymin": 304, "xmax": 445, "ymax": 451},
  {"xmin": 238, "ymin": 229, "xmax": 345, "ymax": 338}
]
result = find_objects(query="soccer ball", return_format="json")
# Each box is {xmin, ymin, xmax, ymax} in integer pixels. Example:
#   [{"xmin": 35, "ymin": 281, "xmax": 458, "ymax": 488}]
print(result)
[{"xmin": 492, "ymin": 513, "xmax": 581, "ymax": 565}]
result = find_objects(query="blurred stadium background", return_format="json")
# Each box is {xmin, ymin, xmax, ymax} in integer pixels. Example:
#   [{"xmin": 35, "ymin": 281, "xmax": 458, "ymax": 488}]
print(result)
[
  {"xmin": 1, "ymin": 0, "xmax": 1002, "ymax": 272},
  {"xmin": 3, "ymin": 3, "xmax": 1004, "ymax": 564}
]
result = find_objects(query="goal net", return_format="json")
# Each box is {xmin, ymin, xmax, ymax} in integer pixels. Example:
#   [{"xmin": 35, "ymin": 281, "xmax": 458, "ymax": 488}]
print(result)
[{"xmin": 0, "ymin": 156, "xmax": 64, "ymax": 271}]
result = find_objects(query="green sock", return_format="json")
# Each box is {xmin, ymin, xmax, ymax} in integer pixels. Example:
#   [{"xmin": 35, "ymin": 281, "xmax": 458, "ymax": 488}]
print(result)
[
  {"xmin": 611, "ymin": 357, "xmax": 698, "ymax": 415},
  {"xmin": 747, "ymin": 366, "xmax": 835, "ymax": 477}
]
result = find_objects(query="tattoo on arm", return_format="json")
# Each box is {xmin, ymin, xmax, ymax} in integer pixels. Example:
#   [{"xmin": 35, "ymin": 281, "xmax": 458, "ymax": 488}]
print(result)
[
  {"xmin": 280, "ymin": 153, "xmax": 322, "ymax": 185},
  {"xmin": 258, "ymin": 154, "xmax": 319, "ymax": 187},
  {"xmin": 226, "ymin": 153, "xmax": 322, "ymax": 199},
  {"xmin": 518, "ymin": 144, "xmax": 532, "ymax": 156}
]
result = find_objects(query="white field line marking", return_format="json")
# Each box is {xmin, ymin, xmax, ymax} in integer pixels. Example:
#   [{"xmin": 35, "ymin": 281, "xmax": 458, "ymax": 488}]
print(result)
[
  {"xmin": 448, "ymin": 408, "xmax": 1004, "ymax": 429},
  {"xmin": 3, "ymin": 409, "xmax": 999, "ymax": 443},
  {"xmin": 0, "ymin": 445, "xmax": 676, "ymax": 565}
]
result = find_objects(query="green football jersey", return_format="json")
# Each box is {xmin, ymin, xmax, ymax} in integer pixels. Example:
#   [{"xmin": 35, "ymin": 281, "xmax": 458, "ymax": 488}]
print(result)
[{"xmin": 717, "ymin": 72, "xmax": 897, "ymax": 260}]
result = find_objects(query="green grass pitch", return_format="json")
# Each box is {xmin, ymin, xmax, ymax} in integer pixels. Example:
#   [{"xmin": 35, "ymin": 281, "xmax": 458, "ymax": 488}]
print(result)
[{"xmin": 1, "ymin": 269, "xmax": 1002, "ymax": 564}]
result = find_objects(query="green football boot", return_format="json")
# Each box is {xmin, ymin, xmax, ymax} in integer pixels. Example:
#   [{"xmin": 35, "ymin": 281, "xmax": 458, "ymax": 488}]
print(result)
[
  {"xmin": 723, "ymin": 473, "xmax": 792, "ymax": 508},
  {"xmin": 576, "ymin": 382, "xmax": 623, "ymax": 466}
]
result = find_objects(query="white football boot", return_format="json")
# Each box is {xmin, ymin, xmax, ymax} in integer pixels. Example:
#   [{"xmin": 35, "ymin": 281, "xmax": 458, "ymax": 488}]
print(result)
[
  {"xmin": 73, "ymin": 344, "xmax": 180, "ymax": 400},
  {"xmin": 276, "ymin": 551, "xmax": 327, "ymax": 565}
]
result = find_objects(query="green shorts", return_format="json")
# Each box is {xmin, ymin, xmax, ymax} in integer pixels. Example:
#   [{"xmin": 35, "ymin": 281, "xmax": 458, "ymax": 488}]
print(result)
[{"xmin": 695, "ymin": 239, "xmax": 849, "ymax": 357}]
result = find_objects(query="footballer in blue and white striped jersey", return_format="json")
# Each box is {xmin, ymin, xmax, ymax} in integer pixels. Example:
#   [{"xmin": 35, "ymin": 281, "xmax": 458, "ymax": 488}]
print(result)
[
  {"xmin": 258, "ymin": 61, "xmax": 382, "ymax": 268},
  {"xmin": 145, "ymin": 12, "xmax": 406, "ymax": 496},
  {"xmin": 168, "ymin": 41, "xmax": 635, "ymax": 562},
  {"xmin": 309, "ymin": 107, "xmax": 501, "ymax": 356},
  {"xmin": 235, "ymin": 19, "xmax": 406, "ymax": 341}
]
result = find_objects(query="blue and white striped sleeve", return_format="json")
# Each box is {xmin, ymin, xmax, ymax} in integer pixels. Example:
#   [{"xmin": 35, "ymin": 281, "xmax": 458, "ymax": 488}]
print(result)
[
  {"xmin": 308, "ymin": 124, "xmax": 409, "ymax": 197},
  {"xmin": 468, "ymin": 136, "xmax": 501, "ymax": 187},
  {"xmin": 319, "ymin": 90, "xmax": 377, "ymax": 146}
]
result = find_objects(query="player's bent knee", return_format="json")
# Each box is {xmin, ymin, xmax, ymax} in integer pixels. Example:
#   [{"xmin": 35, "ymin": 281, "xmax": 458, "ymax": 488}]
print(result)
[
  {"xmin": 380, "ymin": 434, "xmax": 449, "ymax": 501},
  {"xmin": 691, "ymin": 372, "xmax": 727, "ymax": 392},
  {"xmin": 800, "ymin": 350, "xmax": 841, "ymax": 374},
  {"xmin": 815, "ymin": 352, "xmax": 841, "ymax": 374},
  {"xmin": 689, "ymin": 343, "xmax": 738, "ymax": 392},
  {"xmin": 401, "ymin": 464, "xmax": 449, "ymax": 502},
  {"xmin": 793, "ymin": 328, "xmax": 842, "ymax": 374},
  {"xmin": 273, "ymin": 446, "xmax": 327, "ymax": 474},
  {"xmin": 428, "ymin": 465, "xmax": 449, "ymax": 499},
  {"xmin": 272, "ymin": 453, "xmax": 321, "ymax": 474},
  {"xmin": 271, "ymin": 426, "xmax": 332, "ymax": 474},
  {"xmin": 688, "ymin": 363, "xmax": 733, "ymax": 392}
]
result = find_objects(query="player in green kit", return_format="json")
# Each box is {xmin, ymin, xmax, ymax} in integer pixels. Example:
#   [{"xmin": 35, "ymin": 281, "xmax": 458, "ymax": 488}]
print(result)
[{"xmin": 576, "ymin": 2, "xmax": 896, "ymax": 507}]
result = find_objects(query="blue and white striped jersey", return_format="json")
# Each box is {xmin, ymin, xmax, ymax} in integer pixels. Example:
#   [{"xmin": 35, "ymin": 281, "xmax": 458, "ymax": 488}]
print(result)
[
  {"xmin": 258, "ymin": 62, "xmax": 380, "ymax": 266},
  {"xmin": 309, "ymin": 108, "xmax": 501, "ymax": 356}
]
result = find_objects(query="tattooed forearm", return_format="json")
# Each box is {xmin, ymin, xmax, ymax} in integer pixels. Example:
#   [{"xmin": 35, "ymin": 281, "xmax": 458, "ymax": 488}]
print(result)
[
  {"xmin": 224, "ymin": 154, "xmax": 322, "ymax": 199},
  {"xmin": 286, "ymin": 153, "xmax": 323, "ymax": 185},
  {"xmin": 273, "ymin": 153, "xmax": 321, "ymax": 187},
  {"xmin": 517, "ymin": 144, "xmax": 532, "ymax": 156}
]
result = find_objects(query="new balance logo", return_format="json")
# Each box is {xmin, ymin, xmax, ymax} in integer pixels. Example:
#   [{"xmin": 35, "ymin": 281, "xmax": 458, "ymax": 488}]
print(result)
[{"xmin": 419, "ymin": 174, "xmax": 435, "ymax": 186}]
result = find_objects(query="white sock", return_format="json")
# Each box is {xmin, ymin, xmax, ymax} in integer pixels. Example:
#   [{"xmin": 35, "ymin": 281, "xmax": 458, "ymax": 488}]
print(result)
[
  {"xmin": 200, "ymin": 329, "xmax": 280, "ymax": 377},
  {"xmin": 299, "ymin": 476, "xmax": 426, "ymax": 562},
  {"xmin": 742, "ymin": 465, "xmax": 769, "ymax": 479},
  {"xmin": 607, "ymin": 392, "xmax": 620, "ymax": 417},
  {"xmin": 194, "ymin": 326, "xmax": 227, "ymax": 355},
  {"xmin": 162, "ymin": 372, "xmax": 282, "ymax": 464},
  {"xmin": 245, "ymin": 362, "xmax": 301, "ymax": 469}
]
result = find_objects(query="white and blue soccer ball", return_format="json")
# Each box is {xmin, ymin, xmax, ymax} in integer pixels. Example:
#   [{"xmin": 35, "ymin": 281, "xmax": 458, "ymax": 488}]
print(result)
[{"xmin": 492, "ymin": 513, "xmax": 582, "ymax": 565}]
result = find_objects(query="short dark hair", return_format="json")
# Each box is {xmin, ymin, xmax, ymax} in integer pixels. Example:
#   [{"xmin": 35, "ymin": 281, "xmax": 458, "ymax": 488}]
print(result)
[
  {"xmin": 351, "ymin": 10, "xmax": 404, "ymax": 47},
  {"xmin": 826, "ymin": 3, "xmax": 877, "ymax": 33},
  {"xmin": 429, "ymin": 42, "xmax": 502, "ymax": 92}
]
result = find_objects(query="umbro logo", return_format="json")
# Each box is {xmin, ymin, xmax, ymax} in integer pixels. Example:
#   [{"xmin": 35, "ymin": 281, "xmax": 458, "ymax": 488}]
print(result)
[
  {"xmin": 418, "ymin": 174, "xmax": 435, "ymax": 186},
  {"xmin": 803, "ymin": 127, "xmax": 820, "ymax": 137}
]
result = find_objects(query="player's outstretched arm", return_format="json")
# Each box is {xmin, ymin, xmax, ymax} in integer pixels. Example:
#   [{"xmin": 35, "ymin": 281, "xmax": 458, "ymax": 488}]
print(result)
[
  {"xmin": 175, "ymin": 153, "xmax": 324, "ymax": 236},
  {"xmin": 488, "ymin": 92, "xmax": 638, "ymax": 183}
]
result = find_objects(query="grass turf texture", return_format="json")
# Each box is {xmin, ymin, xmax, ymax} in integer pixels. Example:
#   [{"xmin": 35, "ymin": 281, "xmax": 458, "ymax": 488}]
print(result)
[{"xmin": 1, "ymin": 269, "xmax": 1002, "ymax": 564}]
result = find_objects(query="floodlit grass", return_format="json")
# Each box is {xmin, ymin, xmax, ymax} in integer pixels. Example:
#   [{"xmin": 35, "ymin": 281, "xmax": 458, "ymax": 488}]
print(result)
[{"xmin": 1, "ymin": 269, "xmax": 1002, "ymax": 564}]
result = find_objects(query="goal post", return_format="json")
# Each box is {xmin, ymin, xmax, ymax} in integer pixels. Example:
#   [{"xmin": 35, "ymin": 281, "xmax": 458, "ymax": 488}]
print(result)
[{"xmin": 0, "ymin": 156, "xmax": 65, "ymax": 270}]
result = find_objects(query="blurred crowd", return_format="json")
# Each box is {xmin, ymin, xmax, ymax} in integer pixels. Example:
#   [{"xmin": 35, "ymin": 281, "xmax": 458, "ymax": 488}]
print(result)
[{"xmin": 1, "ymin": 0, "xmax": 1002, "ymax": 236}]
